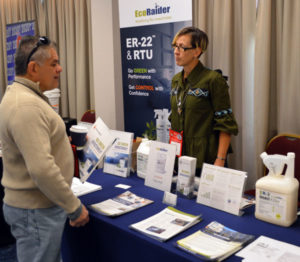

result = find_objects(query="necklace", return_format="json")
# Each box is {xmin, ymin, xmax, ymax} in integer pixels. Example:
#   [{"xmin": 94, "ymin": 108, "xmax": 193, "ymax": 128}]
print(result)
[{"xmin": 175, "ymin": 85, "xmax": 188, "ymax": 115}]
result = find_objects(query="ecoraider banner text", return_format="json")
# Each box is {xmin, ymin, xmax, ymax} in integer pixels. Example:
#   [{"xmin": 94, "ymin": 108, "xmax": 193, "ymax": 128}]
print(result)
[
  {"xmin": 119, "ymin": 0, "xmax": 192, "ymax": 142},
  {"xmin": 6, "ymin": 21, "xmax": 35, "ymax": 85}
]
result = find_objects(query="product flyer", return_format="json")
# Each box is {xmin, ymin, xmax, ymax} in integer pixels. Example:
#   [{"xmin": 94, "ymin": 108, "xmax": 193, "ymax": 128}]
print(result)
[
  {"xmin": 145, "ymin": 141, "xmax": 177, "ymax": 192},
  {"xmin": 103, "ymin": 130, "xmax": 134, "ymax": 178},
  {"xmin": 79, "ymin": 117, "xmax": 116, "ymax": 182}
]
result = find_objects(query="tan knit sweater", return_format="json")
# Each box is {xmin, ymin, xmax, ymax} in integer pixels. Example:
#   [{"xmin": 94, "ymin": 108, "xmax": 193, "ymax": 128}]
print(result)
[{"xmin": 0, "ymin": 77, "xmax": 80, "ymax": 214}]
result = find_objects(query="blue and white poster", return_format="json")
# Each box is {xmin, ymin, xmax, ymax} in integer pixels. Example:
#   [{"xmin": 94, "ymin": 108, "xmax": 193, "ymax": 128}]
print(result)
[
  {"xmin": 6, "ymin": 21, "xmax": 35, "ymax": 85},
  {"xmin": 119, "ymin": 0, "xmax": 192, "ymax": 141}
]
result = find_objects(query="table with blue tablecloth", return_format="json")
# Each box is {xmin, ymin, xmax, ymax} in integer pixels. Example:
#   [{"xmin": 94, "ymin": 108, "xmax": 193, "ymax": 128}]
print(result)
[
  {"xmin": 61, "ymin": 169, "xmax": 300, "ymax": 262},
  {"xmin": 0, "ymin": 157, "xmax": 16, "ymax": 248}
]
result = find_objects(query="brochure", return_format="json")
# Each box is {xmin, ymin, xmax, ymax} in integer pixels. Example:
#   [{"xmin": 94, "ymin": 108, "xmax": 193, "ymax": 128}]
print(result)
[
  {"xmin": 144, "ymin": 141, "xmax": 177, "ymax": 192},
  {"xmin": 79, "ymin": 117, "xmax": 116, "ymax": 182},
  {"xmin": 103, "ymin": 130, "xmax": 134, "ymax": 178},
  {"xmin": 130, "ymin": 206, "xmax": 202, "ymax": 242},
  {"xmin": 176, "ymin": 221, "xmax": 254, "ymax": 261},
  {"xmin": 197, "ymin": 164, "xmax": 247, "ymax": 216},
  {"xmin": 235, "ymin": 235, "xmax": 300, "ymax": 262},
  {"xmin": 89, "ymin": 191, "xmax": 153, "ymax": 216},
  {"xmin": 71, "ymin": 177, "xmax": 102, "ymax": 197}
]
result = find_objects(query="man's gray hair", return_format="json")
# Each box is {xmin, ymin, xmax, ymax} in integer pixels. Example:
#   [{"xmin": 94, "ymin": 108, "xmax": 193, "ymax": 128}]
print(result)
[{"xmin": 15, "ymin": 36, "xmax": 56, "ymax": 76}]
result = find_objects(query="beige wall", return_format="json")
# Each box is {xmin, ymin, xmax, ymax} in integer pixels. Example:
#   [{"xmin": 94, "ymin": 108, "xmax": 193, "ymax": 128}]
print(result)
[{"xmin": 90, "ymin": 0, "xmax": 124, "ymax": 130}]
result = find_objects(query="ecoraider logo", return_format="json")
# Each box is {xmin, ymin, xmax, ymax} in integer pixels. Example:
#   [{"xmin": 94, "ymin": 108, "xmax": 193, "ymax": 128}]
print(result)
[{"xmin": 135, "ymin": 3, "xmax": 171, "ymax": 17}]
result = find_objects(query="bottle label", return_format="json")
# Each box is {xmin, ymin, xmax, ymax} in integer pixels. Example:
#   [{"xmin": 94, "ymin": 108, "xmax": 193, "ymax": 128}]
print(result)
[{"xmin": 257, "ymin": 189, "xmax": 286, "ymax": 221}]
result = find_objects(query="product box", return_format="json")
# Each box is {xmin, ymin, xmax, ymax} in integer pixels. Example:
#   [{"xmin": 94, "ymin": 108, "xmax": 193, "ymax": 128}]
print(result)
[
  {"xmin": 136, "ymin": 139, "xmax": 151, "ymax": 179},
  {"xmin": 176, "ymin": 156, "xmax": 197, "ymax": 198}
]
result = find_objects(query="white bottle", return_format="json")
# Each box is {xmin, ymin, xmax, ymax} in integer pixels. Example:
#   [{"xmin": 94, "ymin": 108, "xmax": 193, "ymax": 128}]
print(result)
[
  {"xmin": 163, "ymin": 109, "xmax": 171, "ymax": 143},
  {"xmin": 154, "ymin": 109, "xmax": 165, "ymax": 143},
  {"xmin": 255, "ymin": 152, "xmax": 299, "ymax": 227}
]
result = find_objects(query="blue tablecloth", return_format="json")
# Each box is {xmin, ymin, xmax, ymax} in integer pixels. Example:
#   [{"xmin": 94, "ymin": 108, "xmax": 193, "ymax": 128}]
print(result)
[
  {"xmin": 62, "ymin": 169, "xmax": 300, "ymax": 262},
  {"xmin": 0, "ymin": 157, "xmax": 16, "ymax": 247}
]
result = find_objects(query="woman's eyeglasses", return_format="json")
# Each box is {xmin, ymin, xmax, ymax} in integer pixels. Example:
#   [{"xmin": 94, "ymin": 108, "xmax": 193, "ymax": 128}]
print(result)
[
  {"xmin": 26, "ymin": 36, "xmax": 50, "ymax": 66},
  {"xmin": 171, "ymin": 44, "xmax": 195, "ymax": 52}
]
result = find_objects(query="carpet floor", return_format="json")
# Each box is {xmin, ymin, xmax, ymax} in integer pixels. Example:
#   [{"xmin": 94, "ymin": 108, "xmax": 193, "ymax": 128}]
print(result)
[{"xmin": 0, "ymin": 244, "xmax": 17, "ymax": 262}]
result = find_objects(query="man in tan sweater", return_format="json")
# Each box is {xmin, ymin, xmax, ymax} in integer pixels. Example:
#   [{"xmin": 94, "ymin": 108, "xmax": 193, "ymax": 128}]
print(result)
[{"xmin": 0, "ymin": 36, "xmax": 89, "ymax": 262}]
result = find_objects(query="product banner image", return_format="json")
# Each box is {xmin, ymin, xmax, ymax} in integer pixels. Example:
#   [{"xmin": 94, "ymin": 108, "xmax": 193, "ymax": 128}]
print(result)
[{"xmin": 120, "ymin": 21, "xmax": 191, "ymax": 139}]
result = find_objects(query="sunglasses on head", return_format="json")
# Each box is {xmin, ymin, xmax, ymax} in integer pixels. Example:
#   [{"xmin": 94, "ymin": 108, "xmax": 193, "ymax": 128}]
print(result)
[{"xmin": 26, "ymin": 36, "xmax": 50, "ymax": 66}]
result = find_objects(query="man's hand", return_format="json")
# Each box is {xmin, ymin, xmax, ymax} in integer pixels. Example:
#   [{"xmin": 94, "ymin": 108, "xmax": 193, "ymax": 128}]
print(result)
[{"xmin": 69, "ymin": 205, "xmax": 89, "ymax": 227}]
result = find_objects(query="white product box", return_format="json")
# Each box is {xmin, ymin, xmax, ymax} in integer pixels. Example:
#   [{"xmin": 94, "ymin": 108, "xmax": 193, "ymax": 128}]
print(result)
[
  {"xmin": 176, "ymin": 156, "xmax": 197, "ymax": 198},
  {"xmin": 136, "ymin": 139, "xmax": 151, "ymax": 179}
]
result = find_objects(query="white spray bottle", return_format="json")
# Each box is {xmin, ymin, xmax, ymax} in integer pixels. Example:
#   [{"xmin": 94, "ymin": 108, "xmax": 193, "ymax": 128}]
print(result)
[
  {"xmin": 154, "ymin": 109, "xmax": 165, "ymax": 142},
  {"xmin": 163, "ymin": 109, "xmax": 171, "ymax": 143},
  {"xmin": 255, "ymin": 152, "xmax": 299, "ymax": 226}
]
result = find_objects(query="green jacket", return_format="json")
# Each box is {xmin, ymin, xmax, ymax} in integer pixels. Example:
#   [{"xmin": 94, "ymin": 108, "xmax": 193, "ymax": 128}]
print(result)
[{"xmin": 170, "ymin": 62, "xmax": 238, "ymax": 169}]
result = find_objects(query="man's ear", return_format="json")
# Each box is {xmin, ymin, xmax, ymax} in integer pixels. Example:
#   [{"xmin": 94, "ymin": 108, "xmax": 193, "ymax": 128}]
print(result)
[
  {"xmin": 27, "ymin": 61, "xmax": 38, "ymax": 76},
  {"xmin": 25, "ymin": 61, "xmax": 41, "ymax": 82}
]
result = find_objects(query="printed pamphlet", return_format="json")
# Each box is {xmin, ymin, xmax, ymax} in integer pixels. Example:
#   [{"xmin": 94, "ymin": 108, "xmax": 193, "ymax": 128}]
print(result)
[
  {"xmin": 176, "ymin": 221, "xmax": 254, "ymax": 261},
  {"xmin": 236, "ymin": 235, "xmax": 300, "ymax": 262},
  {"xmin": 145, "ymin": 141, "xmax": 177, "ymax": 192},
  {"xmin": 89, "ymin": 191, "xmax": 153, "ymax": 216},
  {"xmin": 130, "ymin": 206, "xmax": 201, "ymax": 242},
  {"xmin": 103, "ymin": 130, "xmax": 134, "ymax": 178},
  {"xmin": 71, "ymin": 177, "xmax": 102, "ymax": 197},
  {"xmin": 79, "ymin": 117, "xmax": 116, "ymax": 182}
]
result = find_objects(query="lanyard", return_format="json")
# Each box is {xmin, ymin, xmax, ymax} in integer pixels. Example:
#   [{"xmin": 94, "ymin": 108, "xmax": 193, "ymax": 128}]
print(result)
[{"xmin": 175, "ymin": 84, "xmax": 190, "ymax": 115}]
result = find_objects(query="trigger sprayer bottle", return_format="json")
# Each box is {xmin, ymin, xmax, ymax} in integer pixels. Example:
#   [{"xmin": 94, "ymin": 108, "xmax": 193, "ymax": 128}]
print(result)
[
  {"xmin": 255, "ymin": 152, "xmax": 299, "ymax": 227},
  {"xmin": 163, "ymin": 109, "xmax": 171, "ymax": 143},
  {"xmin": 154, "ymin": 109, "xmax": 165, "ymax": 142}
]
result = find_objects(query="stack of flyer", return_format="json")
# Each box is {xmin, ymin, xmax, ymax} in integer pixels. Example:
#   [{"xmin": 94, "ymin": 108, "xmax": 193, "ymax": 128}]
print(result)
[
  {"xmin": 79, "ymin": 117, "xmax": 116, "ymax": 182},
  {"xmin": 89, "ymin": 191, "xmax": 153, "ymax": 216},
  {"xmin": 103, "ymin": 130, "xmax": 134, "ymax": 178},
  {"xmin": 175, "ymin": 221, "xmax": 254, "ymax": 261},
  {"xmin": 130, "ymin": 207, "xmax": 201, "ymax": 242}
]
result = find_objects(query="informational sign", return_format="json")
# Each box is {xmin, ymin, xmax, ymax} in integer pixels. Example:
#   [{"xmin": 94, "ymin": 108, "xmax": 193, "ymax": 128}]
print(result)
[
  {"xmin": 196, "ymin": 164, "xmax": 248, "ymax": 216},
  {"xmin": 145, "ymin": 140, "xmax": 177, "ymax": 192},
  {"xmin": 6, "ymin": 21, "xmax": 35, "ymax": 85},
  {"xmin": 118, "ymin": 0, "xmax": 192, "ymax": 138}
]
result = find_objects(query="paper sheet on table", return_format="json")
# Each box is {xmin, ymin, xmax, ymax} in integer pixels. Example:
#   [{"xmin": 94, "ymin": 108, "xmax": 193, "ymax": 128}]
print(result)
[
  {"xmin": 236, "ymin": 235, "xmax": 300, "ymax": 262},
  {"xmin": 71, "ymin": 177, "xmax": 102, "ymax": 196}
]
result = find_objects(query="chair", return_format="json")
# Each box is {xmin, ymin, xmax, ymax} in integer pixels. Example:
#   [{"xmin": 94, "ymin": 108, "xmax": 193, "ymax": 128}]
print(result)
[
  {"xmin": 264, "ymin": 134, "xmax": 300, "ymax": 203},
  {"xmin": 265, "ymin": 134, "xmax": 300, "ymax": 180},
  {"xmin": 81, "ymin": 110, "xmax": 96, "ymax": 123},
  {"xmin": 71, "ymin": 144, "xmax": 79, "ymax": 178}
]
